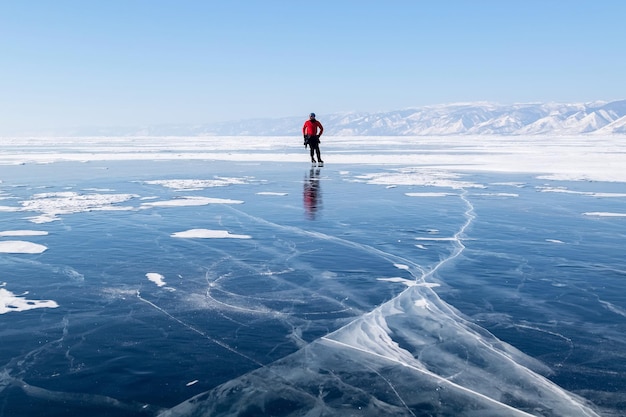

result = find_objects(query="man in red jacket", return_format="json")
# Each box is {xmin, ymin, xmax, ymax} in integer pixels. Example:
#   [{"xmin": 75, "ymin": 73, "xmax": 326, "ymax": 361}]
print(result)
[{"xmin": 302, "ymin": 112, "xmax": 324, "ymax": 165}]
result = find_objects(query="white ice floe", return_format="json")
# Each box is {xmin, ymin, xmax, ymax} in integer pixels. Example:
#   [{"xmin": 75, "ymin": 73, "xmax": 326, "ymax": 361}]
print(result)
[
  {"xmin": 144, "ymin": 273, "xmax": 175, "ymax": 292},
  {"xmin": 471, "ymin": 192, "xmax": 519, "ymax": 197},
  {"xmin": 0, "ymin": 287, "xmax": 58, "ymax": 314},
  {"xmin": 171, "ymin": 229, "xmax": 251, "ymax": 239},
  {"xmin": 28, "ymin": 215, "xmax": 61, "ymax": 224},
  {"xmin": 546, "ymin": 239, "xmax": 565, "ymax": 244},
  {"xmin": 583, "ymin": 212, "xmax": 626, "ymax": 217},
  {"xmin": 141, "ymin": 196, "xmax": 244, "ymax": 207},
  {"xmin": 539, "ymin": 187, "xmax": 626, "ymax": 198},
  {"xmin": 83, "ymin": 188, "xmax": 115, "ymax": 192},
  {"xmin": 405, "ymin": 192, "xmax": 456, "ymax": 197},
  {"xmin": 355, "ymin": 168, "xmax": 486, "ymax": 189},
  {"xmin": 0, "ymin": 191, "xmax": 137, "ymax": 223},
  {"xmin": 0, "ymin": 206, "xmax": 28, "ymax": 214},
  {"xmin": 256, "ymin": 192, "xmax": 288, "ymax": 196},
  {"xmin": 146, "ymin": 273, "xmax": 167, "ymax": 287},
  {"xmin": 144, "ymin": 177, "xmax": 252, "ymax": 191},
  {"xmin": 0, "ymin": 230, "xmax": 48, "ymax": 237},
  {"xmin": 0, "ymin": 240, "xmax": 47, "ymax": 253},
  {"xmin": 489, "ymin": 182, "xmax": 526, "ymax": 187}
]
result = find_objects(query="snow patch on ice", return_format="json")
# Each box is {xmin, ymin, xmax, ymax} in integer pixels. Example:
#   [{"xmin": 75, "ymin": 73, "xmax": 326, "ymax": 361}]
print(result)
[
  {"xmin": 583, "ymin": 212, "xmax": 626, "ymax": 217},
  {"xmin": 490, "ymin": 182, "xmax": 527, "ymax": 188},
  {"xmin": 0, "ymin": 286, "xmax": 58, "ymax": 314},
  {"xmin": 146, "ymin": 273, "xmax": 167, "ymax": 287},
  {"xmin": 0, "ymin": 230, "xmax": 48, "ymax": 237},
  {"xmin": 0, "ymin": 240, "xmax": 47, "ymax": 254},
  {"xmin": 256, "ymin": 192, "xmax": 288, "ymax": 196},
  {"xmin": 472, "ymin": 192, "xmax": 519, "ymax": 197},
  {"xmin": 539, "ymin": 187, "xmax": 626, "ymax": 198},
  {"xmin": 145, "ymin": 273, "xmax": 175, "ymax": 291},
  {"xmin": 405, "ymin": 192, "xmax": 456, "ymax": 197},
  {"xmin": 0, "ymin": 191, "xmax": 137, "ymax": 223},
  {"xmin": 171, "ymin": 229, "xmax": 252, "ymax": 239},
  {"xmin": 355, "ymin": 167, "xmax": 486, "ymax": 189},
  {"xmin": 144, "ymin": 177, "xmax": 253, "ymax": 191},
  {"xmin": 141, "ymin": 196, "xmax": 243, "ymax": 207}
]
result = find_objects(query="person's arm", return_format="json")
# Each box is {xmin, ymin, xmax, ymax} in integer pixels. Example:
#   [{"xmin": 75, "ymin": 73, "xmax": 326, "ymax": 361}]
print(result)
[
  {"xmin": 303, "ymin": 122, "xmax": 308, "ymax": 147},
  {"xmin": 317, "ymin": 121, "xmax": 324, "ymax": 137}
]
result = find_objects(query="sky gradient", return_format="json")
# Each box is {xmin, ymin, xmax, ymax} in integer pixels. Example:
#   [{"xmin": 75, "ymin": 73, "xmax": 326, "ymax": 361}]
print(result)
[{"xmin": 2, "ymin": 1, "xmax": 625, "ymax": 133}]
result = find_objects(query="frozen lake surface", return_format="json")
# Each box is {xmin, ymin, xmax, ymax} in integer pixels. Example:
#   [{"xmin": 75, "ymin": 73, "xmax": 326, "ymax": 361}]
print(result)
[{"xmin": 1, "ymin": 136, "xmax": 625, "ymax": 416}]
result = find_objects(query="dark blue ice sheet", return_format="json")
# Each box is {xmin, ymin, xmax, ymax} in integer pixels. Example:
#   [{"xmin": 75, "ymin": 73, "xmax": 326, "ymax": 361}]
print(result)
[{"xmin": 1, "ymin": 160, "xmax": 624, "ymax": 416}]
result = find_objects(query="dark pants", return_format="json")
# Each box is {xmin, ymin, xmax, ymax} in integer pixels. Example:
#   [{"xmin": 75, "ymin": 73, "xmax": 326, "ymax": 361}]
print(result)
[{"xmin": 306, "ymin": 135, "xmax": 322, "ymax": 162}]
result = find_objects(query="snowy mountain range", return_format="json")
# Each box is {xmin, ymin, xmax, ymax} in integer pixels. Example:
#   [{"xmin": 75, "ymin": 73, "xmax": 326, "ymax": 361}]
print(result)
[
  {"xmin": 321, "ymin": 100, "xmax": 626, "ymax": 136},
  {"xmin": 22, "ymin": 100, "xmax": 626, "ymax": 137}
]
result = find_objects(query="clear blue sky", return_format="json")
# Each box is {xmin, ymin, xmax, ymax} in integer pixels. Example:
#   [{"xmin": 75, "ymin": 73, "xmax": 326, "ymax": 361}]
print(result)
[{"xmin": 1, "ymin": 1, "xmax": 625, "ymax": 133}]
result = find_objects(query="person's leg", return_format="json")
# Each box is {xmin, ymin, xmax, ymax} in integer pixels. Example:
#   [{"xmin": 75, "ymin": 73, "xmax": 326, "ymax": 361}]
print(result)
[
  {"xmin": 313, "ymin": 142, "xmax": 322, "ymax": 162},
  {"xmin": 309, "ymin": 146, "xmax": 316, "ymax": 162}
]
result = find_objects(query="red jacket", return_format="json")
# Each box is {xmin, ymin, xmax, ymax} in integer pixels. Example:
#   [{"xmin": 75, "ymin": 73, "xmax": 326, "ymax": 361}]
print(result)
[{"xmin": 302, "ymin": 120, "xmax": 324, "ymax": 137}]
